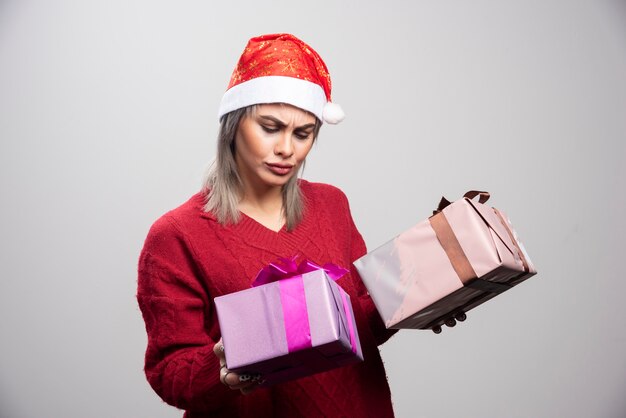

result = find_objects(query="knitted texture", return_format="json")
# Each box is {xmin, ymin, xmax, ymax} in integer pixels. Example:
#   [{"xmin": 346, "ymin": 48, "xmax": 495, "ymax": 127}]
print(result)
[{"xmin": 137, "ymin": 181, "xmax": 396, "ymax": 417}]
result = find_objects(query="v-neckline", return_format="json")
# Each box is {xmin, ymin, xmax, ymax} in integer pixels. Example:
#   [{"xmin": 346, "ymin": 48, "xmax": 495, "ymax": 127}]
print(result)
[
  {"xmin": 239, "ymin": 211, "xmax": 287, "ymax": 234},
  {"xmin": 204, "ymin": 181, "xmax": 317, "ymax": 255}
]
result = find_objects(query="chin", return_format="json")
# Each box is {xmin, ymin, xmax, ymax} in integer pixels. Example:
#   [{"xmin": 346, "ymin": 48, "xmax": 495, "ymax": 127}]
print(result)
[{"xmin": 262, "ymin": 174, "xmax": 295, "ymax": 188}]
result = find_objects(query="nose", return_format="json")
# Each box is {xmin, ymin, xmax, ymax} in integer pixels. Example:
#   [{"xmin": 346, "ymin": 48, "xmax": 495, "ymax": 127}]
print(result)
[{"xmin": 274, "ymin": 133, "xmax": 294, "ymax": 158}]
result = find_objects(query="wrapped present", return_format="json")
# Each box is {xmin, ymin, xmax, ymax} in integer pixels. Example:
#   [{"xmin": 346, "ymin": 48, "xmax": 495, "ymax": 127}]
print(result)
[
  {"xmin": 354, "ymin": 191, "xmax": 536, "ymax": 332},
  {"xmin": 214, "ymin": 259, "xmax": 363, "ymax": 386}
]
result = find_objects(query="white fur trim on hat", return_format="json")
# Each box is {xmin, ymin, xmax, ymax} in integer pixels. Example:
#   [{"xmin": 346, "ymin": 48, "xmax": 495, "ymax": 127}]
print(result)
[{"xmin": 218, "ymin": 76, "xmax": 327, "ymax": 122}]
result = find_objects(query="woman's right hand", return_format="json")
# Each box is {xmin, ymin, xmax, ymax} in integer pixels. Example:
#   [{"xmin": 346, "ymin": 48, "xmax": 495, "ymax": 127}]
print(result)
[{"xmin": 213, "ymin": 338, "xmax": 262, "ymax": 395}]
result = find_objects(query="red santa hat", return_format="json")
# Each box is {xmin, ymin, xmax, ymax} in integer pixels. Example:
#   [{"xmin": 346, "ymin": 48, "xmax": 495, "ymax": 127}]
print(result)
[{"xmin": 218, "ymin": 33, "xmax": 345, "ymax": 124}]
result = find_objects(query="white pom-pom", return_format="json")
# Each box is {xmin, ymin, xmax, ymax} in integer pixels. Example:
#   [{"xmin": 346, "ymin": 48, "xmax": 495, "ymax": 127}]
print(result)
[{"xmin": 322, "ymin": 102, "xmax": 345, "ymax": 124}]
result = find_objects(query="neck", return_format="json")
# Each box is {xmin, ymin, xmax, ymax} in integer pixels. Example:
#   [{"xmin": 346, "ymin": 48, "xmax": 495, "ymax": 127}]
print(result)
[
  {"xmin": 238, "ymin": 182, "xmax": 285, "ymax": 231},
  {"xmin": 239, "ymin": 180, "xmax": 283, "ymax": 210}
]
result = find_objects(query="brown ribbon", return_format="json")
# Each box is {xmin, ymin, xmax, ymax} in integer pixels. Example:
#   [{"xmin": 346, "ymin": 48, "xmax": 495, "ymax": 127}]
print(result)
[
  {"xmin": 429, "ymin": 190, "xmax": 516, "ymax": 295},
  {"xmin": 429, "ymin": 212, "xmax": 477, "ymax": 285},
  {"xmin": 463, "ymin": 190, "xmax": 490, "ymax": 203},
  {"xmin": 433, "ymin": 190, "xmax": 490, "ymax": 216}
]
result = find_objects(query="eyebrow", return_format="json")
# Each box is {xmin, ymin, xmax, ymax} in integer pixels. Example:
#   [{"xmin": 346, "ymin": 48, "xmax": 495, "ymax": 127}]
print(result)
[{"xmin": 258, "ymin": 115, "xmax": 316, "ymax": 130}]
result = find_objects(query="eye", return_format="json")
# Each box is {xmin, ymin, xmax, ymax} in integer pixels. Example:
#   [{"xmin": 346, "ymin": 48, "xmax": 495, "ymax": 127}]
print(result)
[
  {"xmin": 294, "ymin": 131, "xmax": 312, "ymax": 140},
  {"xmin": 261, "ymin": 125, "xmax": 279, "ymax": 134}
]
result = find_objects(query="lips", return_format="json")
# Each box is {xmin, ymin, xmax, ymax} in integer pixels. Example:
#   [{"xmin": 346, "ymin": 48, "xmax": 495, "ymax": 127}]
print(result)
[{"xmin": 266, "ymin": 162, "xmax": 294, "ymax": 176}]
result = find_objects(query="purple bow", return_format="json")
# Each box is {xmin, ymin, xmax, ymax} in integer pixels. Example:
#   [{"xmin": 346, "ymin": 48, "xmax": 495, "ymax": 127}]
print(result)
[{"xmin": 252, "ymin": 257, "xmax": 349, "ymax": 287}]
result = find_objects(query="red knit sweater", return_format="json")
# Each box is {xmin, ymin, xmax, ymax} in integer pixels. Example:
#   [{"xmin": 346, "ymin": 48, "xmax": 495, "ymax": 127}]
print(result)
[{"xmin": 137, "ymin": 181, "xmax": 396, "ymax": 417}]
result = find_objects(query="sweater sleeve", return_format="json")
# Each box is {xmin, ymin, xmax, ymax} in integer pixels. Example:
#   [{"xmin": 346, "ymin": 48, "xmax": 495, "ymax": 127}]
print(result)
[
  {"xmin": 343, "ymin": 196, "xmax": 398, "ymax": 346},
  {"xmin": 136, "ymin": 215, "xmax": 238, "ymax": 412}
]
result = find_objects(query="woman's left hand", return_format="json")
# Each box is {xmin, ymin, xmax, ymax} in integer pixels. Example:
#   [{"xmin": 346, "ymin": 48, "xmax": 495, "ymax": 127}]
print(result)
[
  {"xmin": 213, "ymin": 338, "xmax": 262, "ymax": 395},
  {"xmin": 431, "ymin": 312, "xmax": 468, "ymax": 334}
]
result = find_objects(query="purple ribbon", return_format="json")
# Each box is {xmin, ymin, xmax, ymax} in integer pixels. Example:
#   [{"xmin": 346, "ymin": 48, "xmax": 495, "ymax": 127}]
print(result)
[
  {"xmin": 252, "ymin": 257, "xmax": 349, "ymax": 287},
  {"xmin": 278, "ymin": 277, "xmax": 310, "ymax": 352},
  {"xmin": 252, "ymin": 257, "xmax": 356, "ymax": 354}
]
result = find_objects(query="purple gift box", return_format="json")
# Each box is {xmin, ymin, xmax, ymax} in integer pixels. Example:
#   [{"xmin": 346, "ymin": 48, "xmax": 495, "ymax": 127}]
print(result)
[{"xmin": 214, "ymin": 267, "xmax": 363, "ymax": 386}]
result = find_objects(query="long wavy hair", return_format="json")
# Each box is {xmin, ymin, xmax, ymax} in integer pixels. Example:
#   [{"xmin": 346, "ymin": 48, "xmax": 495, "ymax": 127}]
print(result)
[{"xmin": 202, "ymin": 104, "xmax": 321, "ymax": 231}]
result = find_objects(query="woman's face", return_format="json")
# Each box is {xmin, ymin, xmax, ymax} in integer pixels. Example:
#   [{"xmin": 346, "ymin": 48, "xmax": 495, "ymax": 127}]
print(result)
[{"xmin": 235, "ymin": 103, "xmax": 317, "ymax": 193}]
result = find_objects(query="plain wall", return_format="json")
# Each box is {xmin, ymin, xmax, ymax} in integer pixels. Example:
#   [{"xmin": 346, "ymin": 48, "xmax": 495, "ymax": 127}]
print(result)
[{"xmin": 1, "ymin": 1, "xmax": 625, "ymax": 417}]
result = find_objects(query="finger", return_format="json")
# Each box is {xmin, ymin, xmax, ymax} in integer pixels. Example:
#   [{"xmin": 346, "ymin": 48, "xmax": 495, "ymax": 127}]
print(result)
[
  {"xmin": 234, "ymin": 378, "xmax": 259, "ymax": 392},
  {"xmin": 225, "ymin": 373, "xmax": 257, "ymax": 389},
  {"xmin": 223, "ymin": 371, "xmax": 262, "ymax": 390},
  {"xmin": 221, "ymin": 369, "xmax": 246, "ymax": 388},
  {"xmin": 240, "ymin": 382, "xmax": 260, "ymax": 395},
  {"xmin": 213, "ymin": 340, "xmax": 225, "ymax": 357},
  {"xmin": 220, "ymin": 367, "xmax": 232, "ymax": 386},
  {"xmin": 213, "ymin": 342, "xmax": 226, "ymax": 367}
]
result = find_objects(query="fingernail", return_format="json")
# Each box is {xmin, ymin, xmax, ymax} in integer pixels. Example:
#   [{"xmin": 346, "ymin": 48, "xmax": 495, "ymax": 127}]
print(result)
[
  {"xmin": 239, "ymin": 374, "xmax": 251, "ymax": 382},
  {"xmin": 445, "ymin": 318, "xmax": 456, "ymax": 327}
]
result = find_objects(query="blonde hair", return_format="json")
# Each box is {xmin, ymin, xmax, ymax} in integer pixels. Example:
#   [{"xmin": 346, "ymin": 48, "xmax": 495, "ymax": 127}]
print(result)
[{"xmin": 202, "ymin": 104, "xmax": 321, "ymax": 231}]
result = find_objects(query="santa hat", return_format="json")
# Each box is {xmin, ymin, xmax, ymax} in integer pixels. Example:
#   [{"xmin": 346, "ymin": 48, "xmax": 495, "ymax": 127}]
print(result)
[{"xmin": 218, "ymin": 33, "xmax": 345, "ymax": 124}]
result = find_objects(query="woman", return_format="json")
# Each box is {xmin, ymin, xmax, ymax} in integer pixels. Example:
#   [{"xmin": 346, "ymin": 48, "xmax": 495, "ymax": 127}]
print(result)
[{"xmin": 137, "ymin": 33, "xmax": 396, "ymax": 417}]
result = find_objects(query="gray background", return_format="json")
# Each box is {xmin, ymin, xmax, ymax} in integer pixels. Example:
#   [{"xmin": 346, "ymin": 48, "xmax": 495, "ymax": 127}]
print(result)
[{"xmin": 1, "ymin": 1, "xmax": 625, "ymax": 417}]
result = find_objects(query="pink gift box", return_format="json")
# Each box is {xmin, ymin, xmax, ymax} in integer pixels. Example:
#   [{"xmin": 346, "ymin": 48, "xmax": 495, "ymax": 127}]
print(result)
[
  {"xmin": 354, "ymin": 191, "xmax": 537, "ymax": 331},
  {"xmin": 214, "ymin": 268, "xmax": 363, "ymax": 386}
]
